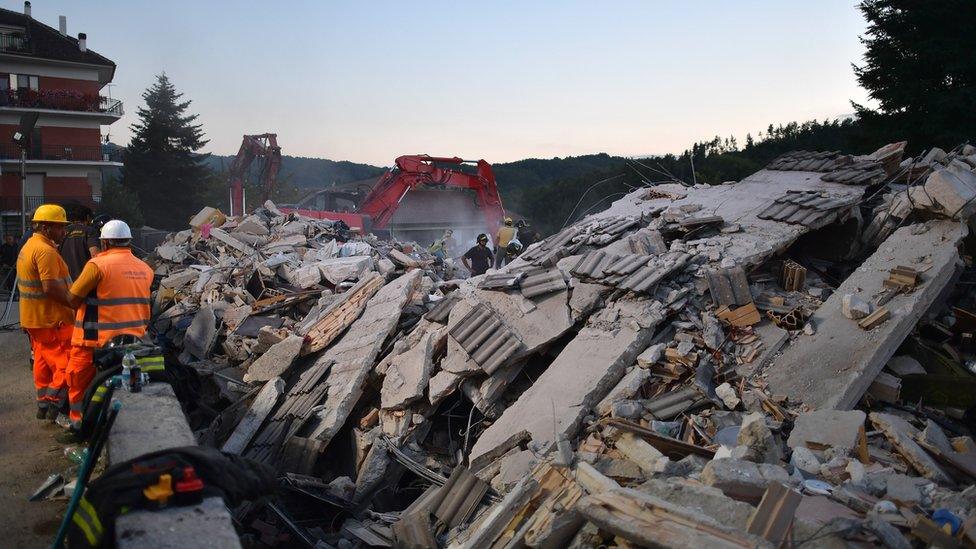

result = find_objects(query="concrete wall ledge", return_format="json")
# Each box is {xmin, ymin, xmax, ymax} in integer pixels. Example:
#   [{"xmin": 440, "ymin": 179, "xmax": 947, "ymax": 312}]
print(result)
[{"xmin": 108, "ymin": 383, "xmax": 241, "ymax": 548}]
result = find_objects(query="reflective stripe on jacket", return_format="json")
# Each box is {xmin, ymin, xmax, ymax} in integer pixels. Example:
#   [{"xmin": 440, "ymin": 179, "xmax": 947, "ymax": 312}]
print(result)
[{"xmin": 71, "ymin": 248, "xmax": 153, "ymax": 347}]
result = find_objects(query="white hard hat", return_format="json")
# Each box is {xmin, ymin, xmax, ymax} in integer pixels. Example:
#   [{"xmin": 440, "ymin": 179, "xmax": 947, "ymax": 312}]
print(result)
[{"xmin": 100, "ymin": 219, "xmax": 132, "ymax": 239}]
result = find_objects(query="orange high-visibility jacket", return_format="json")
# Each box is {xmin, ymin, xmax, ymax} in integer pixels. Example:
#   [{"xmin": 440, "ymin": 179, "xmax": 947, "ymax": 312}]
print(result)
[{"xmin": 71, "ymin": 248, "xmax": 153, "ymax": 348}]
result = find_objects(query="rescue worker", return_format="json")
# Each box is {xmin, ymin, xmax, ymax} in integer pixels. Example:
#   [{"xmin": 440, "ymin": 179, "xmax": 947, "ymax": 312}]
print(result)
[
  {"xmin": 462, "ymin": 233, "xmax": 494, "ymax": 277},
  {"xmin": 59, "ymin": 205, "xmax": 100, "ymax": 280},
  {"xmin": 494, "ymin": 217, "xmax": 517, "ymax": 268},
  {"xmin": 428, "ymin": 229, "xmax": 454, "ymax": 261},
  {"xmin": 59, "ymin": 220, "xmax": 153, "ymax": 441},
  {"xmin": 16, "ymin": 204, "xmax": 74, "ymax": 421}
]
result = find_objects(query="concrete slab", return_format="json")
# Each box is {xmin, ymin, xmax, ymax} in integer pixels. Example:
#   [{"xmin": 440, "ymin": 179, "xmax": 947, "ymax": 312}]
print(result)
[
  {"xmin": 470, "ymin": 299, "xmax": 664, "ymax": 465},
  {"xmin": 592, "ymin": 170, "xmax": 865, "ymax": 267},
  {"xmin": 301, "ymin": 270, "xmax": 422, "ymax": 449},
  {"xmin": 595, "ymin": 367, "xmax": 651, "ymax": 416},
  {"xmin": 870, "ymin": 412, "xmax": 953, "ymax": 484},
  {"xmin": 110, "ymin": 384, "xmax": 240, "ymax": 549},
  {"xmin": 765, "ymin": 221, "xmax": 967, "ymax": 410},
  {"xmin": 243, "ymin": 334, "xmax": 304, "ymax": 383},
  {"xmin": 787, "ymin": 409, "xmax": 865, "ymax": 451},
  {"xmin": 223, "ymin": 377, "xmax": 285, "ymax": 454},
  {"xmin": 381, "ymin": 330, "xmax": 437, "ymax": 410},
  {"xmin": 700, "ymin": 458, "xmax": 790, "ymax": 503}
]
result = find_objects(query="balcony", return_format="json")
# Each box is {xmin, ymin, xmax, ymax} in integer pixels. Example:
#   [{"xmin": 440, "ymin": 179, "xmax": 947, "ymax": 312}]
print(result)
[
  {"xmin": 0, "ymin": 195, "xmax": 98, "ymax": 213},
  {"xmin": 0, "ymin": 143, "xmax": 123, "ymax": 163},
  {"xmin": 0, "ymin": 33, "xmax": 30, "ymax": 53},
  {"xmin": 0, "ymin": 89, "xmax": 123, "ymax": 119}
]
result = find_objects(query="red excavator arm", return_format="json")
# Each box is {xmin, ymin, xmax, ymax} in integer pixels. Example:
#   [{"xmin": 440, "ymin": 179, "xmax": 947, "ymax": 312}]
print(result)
[
  {"xmin": 358, "ymin": 155, "xmax": 506, "ymax": 232},
  {"xmin": 228, "ymin": 133, "xmax": 282, "ymax": 216}
]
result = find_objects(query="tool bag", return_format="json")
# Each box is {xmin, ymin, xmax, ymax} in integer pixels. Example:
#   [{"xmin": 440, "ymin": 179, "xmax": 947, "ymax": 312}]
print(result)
[{"xmin": 68, "ymin": 446, "xmax": 276, "ymax": 548}]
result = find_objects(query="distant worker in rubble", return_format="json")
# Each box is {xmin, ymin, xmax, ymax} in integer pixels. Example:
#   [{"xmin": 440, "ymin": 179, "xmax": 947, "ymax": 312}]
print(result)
[
  {"xmin": 59, "ymin": 205, "xmax": 100, "ymax": 280},
  {"xmin": 428, "ymin": 229, "xmax": 456, "ymax": 261},
  {"xmin": 59, "ymin": 220, "xmax": 153, "ymax": 442},
  {"xmin": 504, "ymin": 239, "xmax": 523, "ymax": 265},
  {"xmin": 16, "ymin": 205, "xmax": 74, "ymax": 422},
  {"xmin": 462, "ymin": 233, "xmax": 494, "ymax": 277},
  {"xmin": 494, "ymin": 217, "xmax": 518, "ymax": 268}
]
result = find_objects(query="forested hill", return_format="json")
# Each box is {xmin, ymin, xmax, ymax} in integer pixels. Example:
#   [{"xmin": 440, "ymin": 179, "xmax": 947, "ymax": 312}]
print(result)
[
  {"xmin": 202, "ymin": 155, "xmax": 387, "ymax": 189},
  {"xmin": 201, "ymin": 152, "xmax": 627, "ymax": 192}
]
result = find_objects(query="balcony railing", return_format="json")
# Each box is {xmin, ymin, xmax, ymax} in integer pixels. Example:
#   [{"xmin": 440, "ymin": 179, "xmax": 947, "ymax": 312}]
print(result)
[
  {"xmin": 0, "ymin": 33, "xmax": 30, "ymax": 53},
  {"xmin": 0, "ymin": 89, "xmax": 124, "ymax": 116},
  {"xmin": 0, "ymin": 143, "xmax": 123, "ymax": 163},
  {"xmin": 0, "ymin": 195, "xmax": 99, "ymax": 213}
]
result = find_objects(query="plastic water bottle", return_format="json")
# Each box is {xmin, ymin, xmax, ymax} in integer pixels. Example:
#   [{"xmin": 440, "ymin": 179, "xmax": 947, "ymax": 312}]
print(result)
[{"xmin": 122, "ymin": 351, "xmax": 136, "ymax": 391}]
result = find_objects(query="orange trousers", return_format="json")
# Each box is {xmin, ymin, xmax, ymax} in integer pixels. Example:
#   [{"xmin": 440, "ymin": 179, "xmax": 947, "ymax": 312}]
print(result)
[
  {"xmin": 66, "ymin": 345, "xmax": 95, "ymax": 425},
  {"xmin": 26, "ymin": 325, "xmax": 72, "ymax": 411}
]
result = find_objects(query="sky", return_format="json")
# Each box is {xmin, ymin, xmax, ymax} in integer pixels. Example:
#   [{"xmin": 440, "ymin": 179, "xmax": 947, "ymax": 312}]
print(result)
[{"xmin": 21, "ymin": 1, "xmax": 871, "ymax": 166}]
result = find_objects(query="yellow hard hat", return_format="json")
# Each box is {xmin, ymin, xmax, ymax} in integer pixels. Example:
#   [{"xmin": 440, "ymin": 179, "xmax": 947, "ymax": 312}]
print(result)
[
  {"xmin": 504, "ymin": 217, "xmax": 513, "ymax": 225},
  {"xmin": 32, "ymin": 204, "xmax": 69, "ymax": 224}
]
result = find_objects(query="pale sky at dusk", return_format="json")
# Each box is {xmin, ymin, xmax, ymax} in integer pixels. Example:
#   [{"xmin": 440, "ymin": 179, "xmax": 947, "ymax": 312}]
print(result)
[{"xmin": 20, "ymin": 1, "xmax": 871, "ymax": 166}]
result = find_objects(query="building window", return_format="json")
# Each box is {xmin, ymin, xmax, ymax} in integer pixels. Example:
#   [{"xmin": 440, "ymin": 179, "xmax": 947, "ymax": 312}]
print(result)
[{"xmin": 10, "ymin": 74, "xmax": 38, "ymax": 91}]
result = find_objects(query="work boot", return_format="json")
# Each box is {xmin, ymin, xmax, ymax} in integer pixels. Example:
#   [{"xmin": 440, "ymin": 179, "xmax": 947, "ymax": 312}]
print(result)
[
  {"xmin": 55, "ymin": 428, "xmax": 84, "ymax": 444},
  {"xmin": 36, "ymin": 406, "xmax": 47, "ymax": 420},
  {"xmin": 46, "ymin": 406, "xmax": 59, "ymax": 422},
  {"xmin": 55, "ymin": 413, "xmax": 71, "ymax": 429}
]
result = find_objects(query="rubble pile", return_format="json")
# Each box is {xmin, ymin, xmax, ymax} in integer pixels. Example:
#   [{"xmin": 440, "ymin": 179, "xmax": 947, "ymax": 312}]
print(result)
[{"xmin": 152, "ymin": 142, "xmax": 976, "ymax": 547}]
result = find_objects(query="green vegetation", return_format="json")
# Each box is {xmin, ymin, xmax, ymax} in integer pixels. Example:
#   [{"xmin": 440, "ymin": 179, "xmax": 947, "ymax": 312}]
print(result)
[{"xmin": 120, "ymin": 73, "xmax": 216, "ymax": 229}]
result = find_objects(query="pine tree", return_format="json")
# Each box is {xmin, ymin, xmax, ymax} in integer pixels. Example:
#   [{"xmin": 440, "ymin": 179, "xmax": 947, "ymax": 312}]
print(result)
[
  {"xmin": 853, "ymin": 0, "xmax": 976, "ymax": 147},
  {"xmin": 122, "ymin": 73, "xmax": 211, "ymax": 229}
]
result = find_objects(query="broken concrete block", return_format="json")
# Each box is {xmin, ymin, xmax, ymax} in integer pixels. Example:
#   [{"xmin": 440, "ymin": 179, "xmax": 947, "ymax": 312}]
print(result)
[
  {"xmin": 883, "ymin": 473, "xmax": 928, "ymax": 504},
  {"xmin": 615, "ymin": 433, "xmax": 669, "ymax": 475},
  {"xmin": 842, "ymin": 293, "xmax": 871, "ymax": 320},
  {"xmin": 870, "ymin": 412, "xmax": 953, "ymax": 485},
  {"xmin": 636, "ymin": 343, "xmax": 666, "ymax": 368},
  {"xmin": 492, "ymin": 450, "xmax": 537, "ymax": 492},
  {"xmin": 736, "ymin": 412, "xmax": 782, "ymax": 464},
  {"xmin": 700, "ymin": 459, "xmax": 790, "ymax": 503},
  {"xmin": 388, "ymin": 249, "xmax": 420, "ymax": 268},
  {"xmin": 596, "ymin": 367, "xmax": 650, "ymax": 416},
  {"xmin": 381, "ymin": 330, "xmax": 437, "ymax": 410},
  {"xmin": 318, "ymin": 256, "xmax": 373, "ymax": 285},
  {"xmin": 637, "ymin": 478, "xmax": 754, "ymax": 530},
  {"xmin": 222, "ymin": 377, "xmax": 285, "ymax": 454},
  {"xmin": 243, "ymin": 335, "xmax": 304, "ymax": 383},
  {"xmin": 610, "ymin": 400, "xmax": 643, "ymax": 420},
  {"xmin": 715, "ymin": 382, "xmax": 740, "ymax": 410},
  {"xmin": 376, "ymin": 258, "xmax": 395, "ymax": 276},
  {"xmin": 282, "ymin": 263, "xmax": 322, "ymax": 289},
  {"xmin": 789, "ymin": 446, "xmax": 821, "ymax": 476},
  {"xmin": 917, "ymin": 163, "xmax": 976, "ymax": 219},
  {"xmin": 184, "ymin": 305, "xmax": 217, "ymax": 360},
  {"xmin": 787, "ymin": 409, "xmax": 865, "ymax": 452},
  {"xmin": 233, "ymin": 216, "xmax": 269, "ymax": 235},
  {"xmin": 427, "ymin": 370, "xmax": 462, "ymax": 406},
  {"xmin": 701, "ymin": 312, "xmax": 724, "ymax": 350}
]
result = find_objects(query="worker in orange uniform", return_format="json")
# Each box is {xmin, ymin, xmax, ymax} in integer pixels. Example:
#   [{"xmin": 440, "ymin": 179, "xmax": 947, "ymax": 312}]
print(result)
[
  {"xmin": 59, "ymin": 220, "xmax": 153, "ymax": 442},
  {"xmin": 494, "ymin": 217, "xmax": 517, "ymax": 269},
  {"xmin": 16, "ymin": 204, "xmax": 74, "ymax": 422}
]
